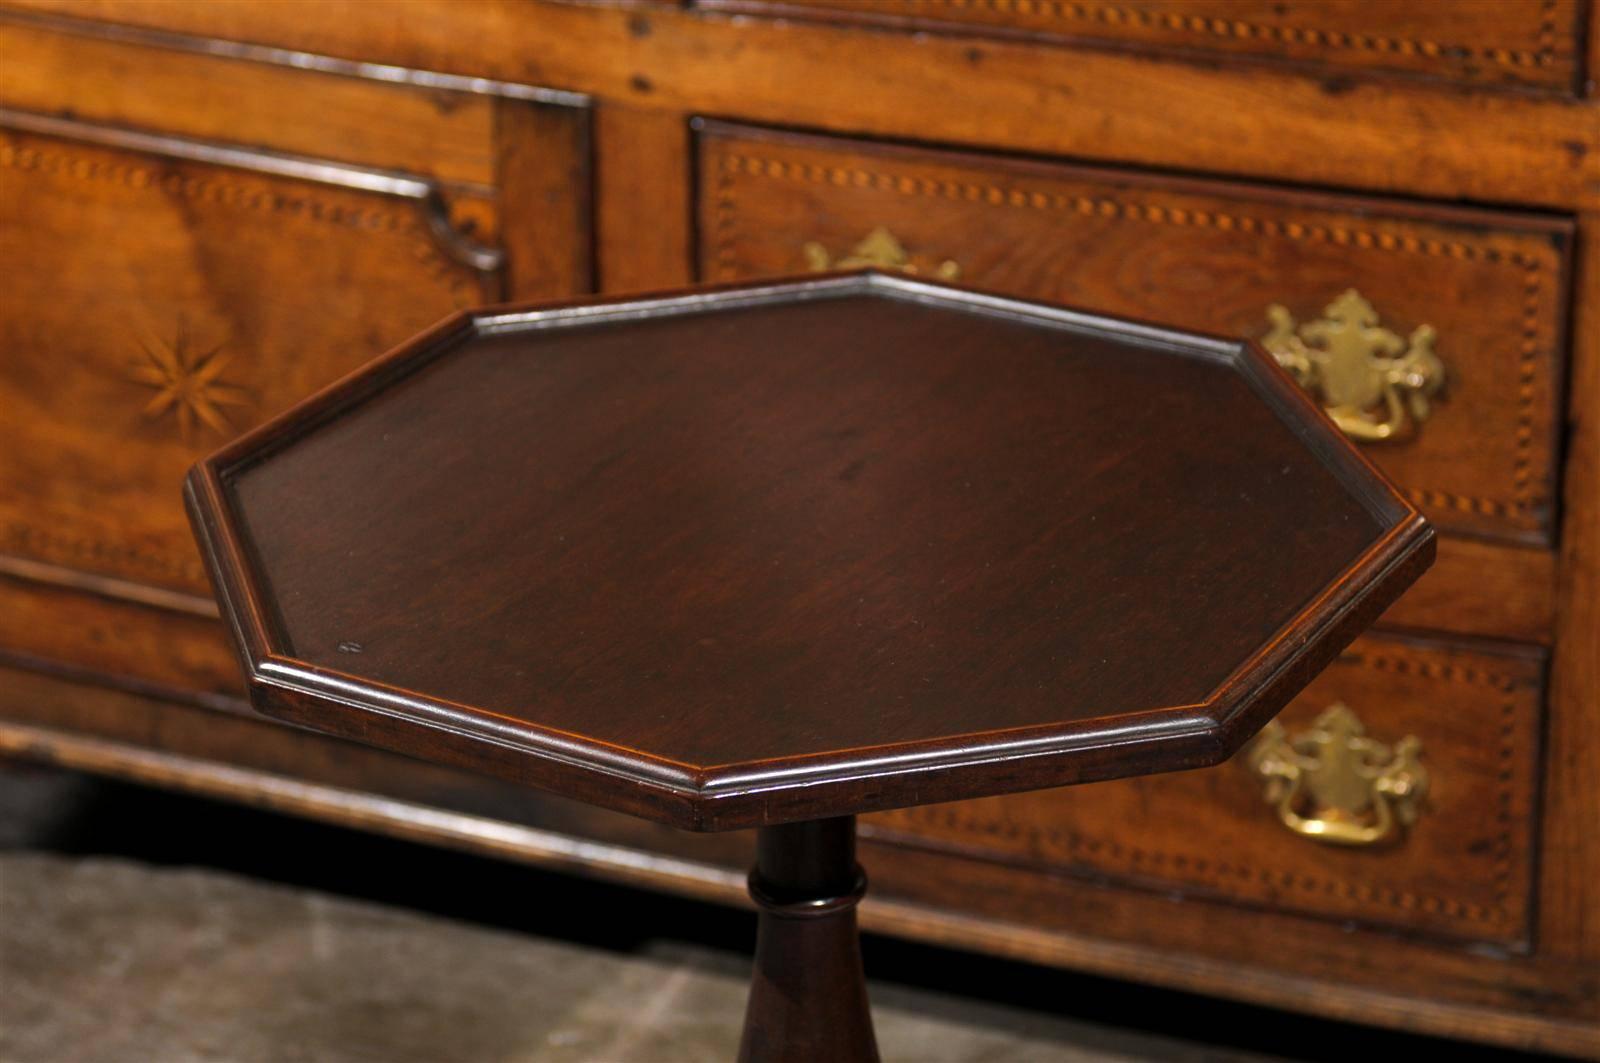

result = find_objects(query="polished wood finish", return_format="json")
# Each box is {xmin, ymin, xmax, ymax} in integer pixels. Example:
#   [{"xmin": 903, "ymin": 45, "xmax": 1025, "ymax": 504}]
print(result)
[
  {"xmin": 5, "ymin": 0, "xmax": 1592, "ymax": 211},
  {"xmin": 2, "ymin": 0, "xmax": 1596, "ymax": 1052},
  {"xmin": 1543, "ymin": 208, "xmax": 1600, "ymax": 963},
  {"xmin": 0, "ymin": 113, "xmax": 492, "ymax": 602},
  {"xmin": 185, "ymin": 273, "xmax": 1428, "ymax": 1059},
  {"xmin": 706, "ymin": 0, "xmax": 1588, "ymax": 95},
  {"xmin": 871, "ymin": 629, "xmax": 1544, "ymax": 945},
  {"xmin": 1376, "ymin": 537, "xmax": 1554, "ymax": 645},
  {"xmin": 0, "ymin": 21, "xmax": 591, "ymax": 671},
  {"xmin": 696, "ymin": 122, "xmax": 1572, "ymax": 549},
  {"xmin": 185, "ymin": 273, "xmax": 1431, "ymax": 828},
  {"xmin": 0, "ymin": 14, "xmax": 562, "ymax": 185},
  {"xmin": 595, "ymin": 103, "xmax": 693, "ymax": 292},
  {"xmin": 495, "ymin": 98, "xmax": 593, "ymax": 300},
  {"xmin": 739, "ymin": 817, "xmax": 876, "ymax": 1062}
]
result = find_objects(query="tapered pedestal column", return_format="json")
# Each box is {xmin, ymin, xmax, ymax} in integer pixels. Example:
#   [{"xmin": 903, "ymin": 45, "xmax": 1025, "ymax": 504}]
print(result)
[{"xmin": 736, "ymin": 816, "xmax": 878, "ymax": 1063}]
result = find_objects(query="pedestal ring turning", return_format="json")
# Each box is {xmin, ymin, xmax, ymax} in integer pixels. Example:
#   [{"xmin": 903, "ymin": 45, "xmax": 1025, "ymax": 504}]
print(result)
[{"xmin": 739, "ymin": 817, "xmax": 876, "ymax": 1063}]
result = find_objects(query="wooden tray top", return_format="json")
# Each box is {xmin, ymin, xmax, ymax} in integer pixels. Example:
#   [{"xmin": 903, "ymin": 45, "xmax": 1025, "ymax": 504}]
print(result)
[{"xmin": 186, "ymin": 273, "xmax": 1432, "ymax": 830}]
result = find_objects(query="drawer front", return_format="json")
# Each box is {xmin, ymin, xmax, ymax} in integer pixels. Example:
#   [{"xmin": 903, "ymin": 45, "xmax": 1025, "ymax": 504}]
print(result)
[
  {"xmin": 703, "ymin": 0, "xmax": 1587, "ymax": 95},
  {"xmin": 0, "ymin": 119, "xmax": 489, "ymax": 600},
  {"xmin": 865, "ymin": 631, "xmax": 1544, "ymax": 945},
  {"xmin": 0, "ymin": 16, "xmax": 501, "ymax": 185},
  {"xmin": 696, "ymin": 123, "xmax": 1572, "ymax": 550},
  {"xmin": 0, "ymin": 32, "xmax": 590, "ymax": 698}
]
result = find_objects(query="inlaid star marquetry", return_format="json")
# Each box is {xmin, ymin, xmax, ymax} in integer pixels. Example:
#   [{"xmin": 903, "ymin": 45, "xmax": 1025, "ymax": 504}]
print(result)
[{"xmin": 128, "ymin": 321, "xmax": 251, "ymax": 442}]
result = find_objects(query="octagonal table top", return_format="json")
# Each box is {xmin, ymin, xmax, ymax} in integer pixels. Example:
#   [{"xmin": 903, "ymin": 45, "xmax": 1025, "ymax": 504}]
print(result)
[{"xmin": 186, "ymin": 272, "xmax": 1432, "ymax": 830}]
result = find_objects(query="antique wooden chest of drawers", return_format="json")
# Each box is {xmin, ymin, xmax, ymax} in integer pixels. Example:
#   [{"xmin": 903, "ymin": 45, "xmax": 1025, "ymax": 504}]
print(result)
[{"xmin": 0, "ymin": 1, "xmax": 1595, "ymax": 1054}]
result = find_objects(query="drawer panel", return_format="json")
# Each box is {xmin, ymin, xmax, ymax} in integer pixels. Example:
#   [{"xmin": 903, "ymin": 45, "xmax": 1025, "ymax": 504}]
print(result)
[
  {"xmin": 696, "ymin": 123, "xmax": 1572, "ymax": 549},
  {"xmin": 0, "ymin": 106, "xmax": 589, "ymax": 698},
  {"xmin": 0, "ymin": 120, "xmax": 493, "ymax": 602},
  {"xmin": 0, "ymin": 22, "xmax": 590, "ymax": 699},
  {"xmin": 864, "ymin": 631, "xmax": 1545, "ymax": 945},
  {"xmin": 703, "ymin": 0, "xmax": 1587, "ymax": 95},
  {"xmin": 0, "ymin": 16, "xmax": 500, "ymax": 186}
]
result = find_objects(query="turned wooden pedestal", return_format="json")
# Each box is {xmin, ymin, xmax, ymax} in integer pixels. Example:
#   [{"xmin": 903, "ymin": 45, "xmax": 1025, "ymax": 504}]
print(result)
[
  {"xmin": 185, "ymin": 273, "xmax": 1432, "ymax": 1060},
  {"xmin": 740, "ymin": 818, "xmax": 875, "ymax": 1062}
]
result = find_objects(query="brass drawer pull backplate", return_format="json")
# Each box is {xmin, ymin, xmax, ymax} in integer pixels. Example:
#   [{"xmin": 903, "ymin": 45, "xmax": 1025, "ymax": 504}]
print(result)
[
  {"xmin": 1262, "ymin": 289, "xmax": 1445, "ymax": 443},
  {"xmin": 803, "ymin": 227, "xmax": 960, "ymax": 280},
  {"xmin": 1245, "ymin": 702, "xmax": 1428, "ymax": 847}
]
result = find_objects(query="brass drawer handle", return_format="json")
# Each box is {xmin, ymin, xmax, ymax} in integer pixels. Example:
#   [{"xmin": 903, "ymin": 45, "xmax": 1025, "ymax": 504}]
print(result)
[
  {"xmin": 803, "ymin": 227, "xmax": 960, "ymax": 280},
  {"xmin": 1245, "ymin": 702, "xmax": 1428, "ymax": 847},
  {"xmin": 1261, "ymin": 289, "xmax": 1445, "ymax": 443}
]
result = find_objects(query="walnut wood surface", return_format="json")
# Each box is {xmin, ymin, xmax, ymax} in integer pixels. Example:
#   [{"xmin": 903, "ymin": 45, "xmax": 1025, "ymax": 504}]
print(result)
[
  {"xmin": 706, "ymin": 0, "xmax": 1587, "ymax": 95},
  {"xmin": 0, "ymin": 24, "xmax": 591, "ymax": 672},
  {"xmin": 1543, "ymin": 205, "xmax": 1600, "ymax": 964},
  {"xmin": 0, "ymin": 16, "xmax": 504, "ymax": 184},
  {"xmin": 188, "ymin": 273, "xmax": 1431, "ymax": 828},
  {"xmin": 870, "ymin": 629, "xmax": 1545, "ymax": 945},
  {"xmin": 5, "ymin": 0, "xmax": 1592, "ymax": 211},
  {"xmin": 595, "ymin": 102, "xmax": 694, "ymax": 293},
  {"xmin": 0, "ymin": 119, "xmax": 491, "ymax": 603}
]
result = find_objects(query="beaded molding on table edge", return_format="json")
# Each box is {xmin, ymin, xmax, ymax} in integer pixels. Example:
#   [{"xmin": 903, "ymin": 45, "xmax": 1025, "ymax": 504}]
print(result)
[
  {"xmin": 910, "ymin": 0, "xmax": 1565, "ymax": 73},
  {"xmin": 0, "ymin": 133, "xmax": 489, "ymax": 595},
  {"xmin": 875, "ymin": 650, "xmax": 1528, "ymax": 932},
  {"xmin": 711, "ymin": 150, "xmax": 1551, "ymax": 529}
]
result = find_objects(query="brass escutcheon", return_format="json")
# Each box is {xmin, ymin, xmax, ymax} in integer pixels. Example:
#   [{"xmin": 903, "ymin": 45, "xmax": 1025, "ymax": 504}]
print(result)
[
  {"xmin": 1245, "ymin": 702, "xmax": 1428, "ymax": 847},
  {"xmin": 1262, "ymin": 289, "xmax": 1445, "ymax": 443},
  {"xmin": 803, "ymin": 227, "xmax": 960, "ymax": 280}
]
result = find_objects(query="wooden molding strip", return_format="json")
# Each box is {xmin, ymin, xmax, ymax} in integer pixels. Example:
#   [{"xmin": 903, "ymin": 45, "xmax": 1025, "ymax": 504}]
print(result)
[
  {"xmin": 0, "ymin": 0, "xmax": 1592, "ymax": 210},
  {"xmin": 0, "ymin": 5, "xmax": 590, "ymax": 107},
  {"xmin": 0, "ymin": 106, "xmax": 505, "ymax": 274}
]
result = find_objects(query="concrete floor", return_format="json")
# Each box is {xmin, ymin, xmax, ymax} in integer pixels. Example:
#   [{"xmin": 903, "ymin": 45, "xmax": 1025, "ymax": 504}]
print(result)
[
  {"xmin": 2, "ymin": 852, "xmax": 1275, "ymax": 1062},
  {"xmin": 0, "ymin": 763, "xmax": 1548, "ymax": 1062}
]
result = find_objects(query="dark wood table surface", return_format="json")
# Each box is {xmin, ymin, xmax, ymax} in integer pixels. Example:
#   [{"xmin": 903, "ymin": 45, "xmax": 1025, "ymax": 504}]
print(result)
[
  {"xmin": 187, "ymin": 271, "xmax": 1431, "ymax": 832},
  {"xmin": 186, "ymin": 272, "xmax": 1431, "ymax": 1061}
]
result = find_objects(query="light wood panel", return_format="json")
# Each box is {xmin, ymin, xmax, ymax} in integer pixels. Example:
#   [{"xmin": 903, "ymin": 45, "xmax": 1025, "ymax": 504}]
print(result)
[
  {"xmin": 708, "ymin": 0, "xmax": 1588, "ymax": 94},
  {"xmin": 596, "ymin": 103, "xmax": 693, "ymax": 293},
  {"xmin": 2, "ymin": 1, "xmax": 1594, "ymax": 210}
]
